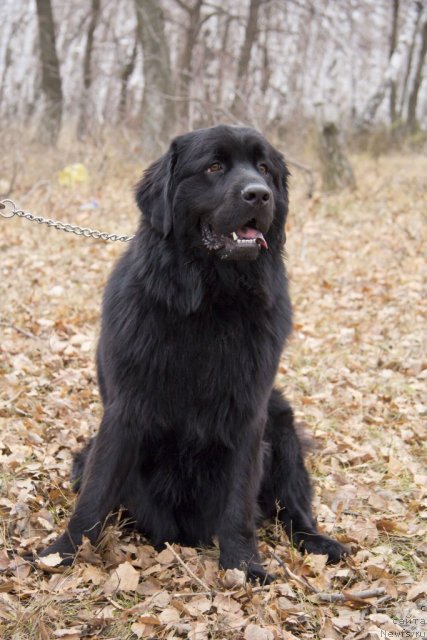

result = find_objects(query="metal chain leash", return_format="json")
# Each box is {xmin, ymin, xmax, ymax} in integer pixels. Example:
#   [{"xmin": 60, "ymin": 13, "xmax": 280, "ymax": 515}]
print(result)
[{"xmin": 0, "ymin": 198, "xmax": 135, "ymax": 243}]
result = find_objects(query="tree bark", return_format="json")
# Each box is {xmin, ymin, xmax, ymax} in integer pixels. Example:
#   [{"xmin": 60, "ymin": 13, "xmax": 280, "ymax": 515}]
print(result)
[
  {"xmin": 231, "ymin": 0, "xmax": 264, "ymax": 119},
  {"xmin": 318, "ymin": 122, "xmax": 356, "ymax": 192},
  {"xmin": 399, "ymin": 2, "xmax": 424, "ymax": 118},
  {"xmin": 260, "ymin": 4, "xmax": 271, "ymax": 95},
  {"xmin": 389, "ymin": 0, "xmax": 399, "ymax": 125},
  {"xmin": 119, "ymin": 37, "xmax": 138, "ymax": 119},
  {"xmin": 216, "ymin": 14, "xmax": 233, "ymax": 107},
  {"xmin": 135, "ymin": 0, "xmax": 174, "ymax": 160},
  {"xmin": 0, "ymin": 20, "xmax": 18, "ymax": 109},
  {"xmin": 35, "ymin": 0, "xmax": 63, "ymax": 145},
  {"xmin": 78, "ymin": 0, "xmax": 101, "ymax": 137},
  {"xmin": 357, "ymin": 1, "xmax": 421, "ymax": 132},
  {"xmin": 176, "ymin": 0, "xmax": 203, "ymax": 128},
  {"xmin": 406, "ymin": 9, "xmax": 427, "ymax": 132}
]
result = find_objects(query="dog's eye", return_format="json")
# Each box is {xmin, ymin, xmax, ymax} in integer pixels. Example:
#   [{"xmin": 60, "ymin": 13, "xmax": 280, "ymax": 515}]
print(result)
[
  {"xmin": 207, "ymin": 162, "xmax": 222, "ymax": 173},
  {"xmin": 258, "ymin": 164, "xmax": 268, "ymax": 175}
]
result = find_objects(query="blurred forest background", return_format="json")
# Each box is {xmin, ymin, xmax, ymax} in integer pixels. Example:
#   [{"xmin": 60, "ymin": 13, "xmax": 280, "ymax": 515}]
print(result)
[{"xmin": 1, "ymin": 0, "xmax": 427, "ymax": 166}]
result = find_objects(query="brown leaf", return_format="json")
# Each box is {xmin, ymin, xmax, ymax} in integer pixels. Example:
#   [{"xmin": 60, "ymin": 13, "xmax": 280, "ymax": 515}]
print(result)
[
  {"xmin": 185, "ymin": 596, "xmax": 212, "ymax": 616},
  {"xmin": 156, "ymin": 548, "xmax": 176, "ymax": 565},
  {"xmin": 38, "ymin": 553, "xmax": 64, "ymax": 568},
  {"xmin": 213, "ymin": 593, "xmax": 243, "ymax": 615},
  {"xmin": 375, "ymin": 518, "xmax": 407, "ymax": 533},
  {"xmin": 130, "ymin": 623, "xmax": 146, "ymax": 638},
  {"xmin": 222, "ymin": 568, "xmax": 246, "ymax": 588},
  {"xmin": 407, "ymin": 578, "xmax": 427, "ymax": 601},
  {"xmin": 11, "ymin": 557, "xmax": 32, "ymax": 579},
  {"xmin": 75, "ymin": 537, "xmax": 103, "ymax": 565},
  {"xmin": 158, "ymin": 607, "xmax": 181, "ymax": 624},
  {"xmin": 53, "ymin": 627, "xmax": 82, "ymax": 639},
  {"xmin": 244, "ymin": 623, "xmax": 274, "ymax": 640},
  {"xmin": 135, "ymin": 615, "xmax": 161, "ymax": 625},
  {"xmin": 0, "ymin": 551, "xmax": 11, "ymax": 571},
  {"xmin": 81, "ymin": 564, "xmax": 106, "ymax": 586},
  {"xmin": 103, "ymin": 561, "xmax": 140, "ymax": 594}
]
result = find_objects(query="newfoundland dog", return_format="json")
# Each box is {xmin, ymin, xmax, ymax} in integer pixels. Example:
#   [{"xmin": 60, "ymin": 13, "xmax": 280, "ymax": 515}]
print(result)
[{"xmin": 41, "ymin": 125, "xmax": 347, "ymax": 581}]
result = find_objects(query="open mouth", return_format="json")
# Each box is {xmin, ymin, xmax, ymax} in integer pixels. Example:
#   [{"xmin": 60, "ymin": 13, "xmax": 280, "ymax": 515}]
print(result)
[{"xmin": 201, "ymin": 220, "xmax": 268, "ymax": 261}]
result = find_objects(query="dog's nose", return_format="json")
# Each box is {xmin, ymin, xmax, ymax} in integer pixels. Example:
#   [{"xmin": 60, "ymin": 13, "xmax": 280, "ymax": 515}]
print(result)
[{"xmin": 241, "ymin": 183, "xmax": 271, "ymax": 207}]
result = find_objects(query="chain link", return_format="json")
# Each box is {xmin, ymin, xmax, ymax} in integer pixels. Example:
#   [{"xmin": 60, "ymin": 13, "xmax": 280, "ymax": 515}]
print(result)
[{"xmin": 0, "ymin": 198, "xmax": 135, "ymax": 243}]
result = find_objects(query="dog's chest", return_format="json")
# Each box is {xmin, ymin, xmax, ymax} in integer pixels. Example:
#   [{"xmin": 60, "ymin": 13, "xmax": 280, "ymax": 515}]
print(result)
[{"xmin": 134, "ymin": 303, "xmax": 283, "ymax": 433}]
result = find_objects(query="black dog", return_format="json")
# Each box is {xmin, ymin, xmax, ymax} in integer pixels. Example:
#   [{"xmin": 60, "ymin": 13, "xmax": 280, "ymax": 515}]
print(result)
[{"xmin": 41, "ymin": 125, "xmax": 346, "ymax": 581}]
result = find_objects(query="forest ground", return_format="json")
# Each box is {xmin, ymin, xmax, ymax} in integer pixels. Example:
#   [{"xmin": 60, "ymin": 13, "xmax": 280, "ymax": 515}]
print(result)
[{"xmin": 0, "ymin": 138, "xmax": 426, "ymax": 639}]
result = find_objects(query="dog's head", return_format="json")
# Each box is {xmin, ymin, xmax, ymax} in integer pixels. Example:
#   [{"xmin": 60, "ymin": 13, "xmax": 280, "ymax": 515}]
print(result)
[{"xmin": 136, "ymin": 125, "xmax": 289, "ymax": 261}]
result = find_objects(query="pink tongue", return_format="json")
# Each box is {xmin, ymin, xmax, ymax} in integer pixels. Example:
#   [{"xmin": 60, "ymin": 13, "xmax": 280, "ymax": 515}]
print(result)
[{"xmin": 236, "ymin": 226, "xmax": 268, "ymax": 250}]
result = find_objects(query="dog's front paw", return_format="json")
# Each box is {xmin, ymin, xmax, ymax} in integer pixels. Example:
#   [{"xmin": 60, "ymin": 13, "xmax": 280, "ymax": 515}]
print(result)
[
  {"xmin": 245, "ymin": 562, "xmax": 276, "ymax": 584},
  {"xmin": 300, "ymin": 533, "xmax": 349, "ymax": 564},
  {"xmin": 37, "ymin": 533, "xmax": 77, "ymax": 567},
  {"xmin": 220, "ymin": 551, "xmax": 275, "ymax": 585}
]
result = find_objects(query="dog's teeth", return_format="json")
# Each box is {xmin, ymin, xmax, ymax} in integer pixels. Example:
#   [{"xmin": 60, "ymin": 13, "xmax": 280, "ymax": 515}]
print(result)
[
  {"xmin": 231, "ymin": 232, "xmax": 238, "ymax": 241},
  {"xmin": 237, "ymin": 238, "xmax": 256, "ymax": 244}
]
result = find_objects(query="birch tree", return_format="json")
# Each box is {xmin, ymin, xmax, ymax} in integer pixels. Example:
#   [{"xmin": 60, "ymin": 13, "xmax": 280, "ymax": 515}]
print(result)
[
  {"xmin": 357, "ymin": 1, "xmax": 422, "ymax": 131},
  {"xmin": 78, "ymin": 0, "xmax": 100, "ymax": 137},
  {"xmin": 175, "ymin": 0, "xmax": 204, "ymax": 128},
  {"xmin": 389, "ymin": 0, "xmax": 400, "ymax": 125},
  {"xmin": 35, "ymin": 0, "xmax": 63, "ymax": 144},
  {"xmin": 135, "ymin": 0, "xmax": 174, "ymax": 159},
  {"xmin": 231, "ymin": 0, "xmax": 263, "ymax": 120},
  {"xmin": 407, "ymin": 6, "xmax": 427, "ymax": 132},
  {"xmin": 1, "ymin": 0, "xmax": 426, "ymax": 140}
]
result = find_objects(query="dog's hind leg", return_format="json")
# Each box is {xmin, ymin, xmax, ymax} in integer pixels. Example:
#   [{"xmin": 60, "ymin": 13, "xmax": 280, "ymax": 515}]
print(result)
[
  {"xmin": 259, "ymin": 388, "xmax": 348, "ymax": 563},
  {"xmin": 39, "ymin": 408, "xmax": 136, "ymax": 565},
  {"xmin": 70, "ymin": 438, "xmax": 95, "ymax": 492}
]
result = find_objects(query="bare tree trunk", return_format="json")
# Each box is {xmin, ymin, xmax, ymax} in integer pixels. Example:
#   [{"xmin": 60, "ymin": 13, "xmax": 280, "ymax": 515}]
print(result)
[
  {"xmin": 406, "ymin": 10, "xmax": 427, "ymax": 132},
  {"xmin": 176, "ymin": 0, "xmax": 203, "ymax": 128},
  {"xmin": 399, "ymin": 2, "xmax": 423, "ymax": 118},
  {"xmin": 135, "ymin": 0, "xmax": 174, "ymax": 160},
  {"xmin": 35, "ymin": 0, "xmax": 63, "ymax": 145},
  {"xmin": 216, "ymin": 14, "xmax": 233, "ymax": 107},
  {"xmin": 119, "ymin": 37, "xmax": 138, "ymax": 120},
  {"xmin": 260, "ymin": 4, "xmax": 271, "ymax": 95},
  {"xmin": 0, "ymin": 17, "xmax": 21, "ymax": 109},
  {"xmin": 318, "ymin": 122, "xmax": 356, "ymax": 192},
  {"xmin": 357, "ymin": 1, "xmax": 421, "ymax": 132},
  {"xmin": 78, "ymin": 0, "xmax": 100, "ymax": 138},
  {"xmin": 389, "ymin": 0, "xmax": 399, "ymax": 125},
  {"xmin": 231, "ymin": 0, "xmax": 263, "ymax": 119}
]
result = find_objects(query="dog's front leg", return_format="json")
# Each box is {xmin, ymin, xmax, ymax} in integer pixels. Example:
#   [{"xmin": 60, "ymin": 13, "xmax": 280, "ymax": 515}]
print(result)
[
  {"xmin": 218, "ymin": 431, "xmax": 274, "ymax": 584},
  {"xmin": 39, "ymin": 407, "xmax": 135, "ymax": 565}
]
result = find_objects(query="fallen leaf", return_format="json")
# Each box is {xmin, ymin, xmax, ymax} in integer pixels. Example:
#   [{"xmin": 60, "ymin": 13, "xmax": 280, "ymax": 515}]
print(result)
[
  {"xmin": 38, "ymin": 553, "xmax": 64, "ymax": 568},
  {"xmin": 407, "ymin": 578, "xmax": 427, "ymax": 601},
  {"xmin": 223, "ymin": 568, "xmax": 246, "ymax": 588},
  {"xmin": 103, "ymin": 561, "xmax": 140, "ymax": 593},
  {"xmin": 130, "ymin": 622, "xmax": 145, "ymax": 638},
  {"xmin": 244, "ymin": 623, "xmax": 274, "ymax": 640},
  {"xmin": 53, "ymin": 627, "xmax": 82, "ymax": 638}
]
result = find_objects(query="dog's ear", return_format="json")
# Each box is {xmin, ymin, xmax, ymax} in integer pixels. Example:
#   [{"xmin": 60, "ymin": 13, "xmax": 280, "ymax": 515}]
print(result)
[
  {"xmin": 269, "ymin": 149, "xmax": 289, "ymax": 247},
  {"xmin": 135, "ymin": 142, "xmax": 177, "ymax": 236},
  {"xmin": 273, "ymin": 150, "xmax": 290, "ymax": 202}
]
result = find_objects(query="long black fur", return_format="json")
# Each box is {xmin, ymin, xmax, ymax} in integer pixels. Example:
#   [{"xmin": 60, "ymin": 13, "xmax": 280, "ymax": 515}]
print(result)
[{"xmin": 41, "ymin": 125, "xmax": 347, "ymax": 581}]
